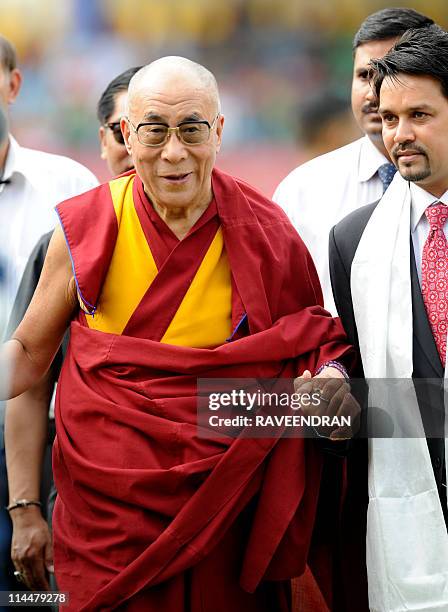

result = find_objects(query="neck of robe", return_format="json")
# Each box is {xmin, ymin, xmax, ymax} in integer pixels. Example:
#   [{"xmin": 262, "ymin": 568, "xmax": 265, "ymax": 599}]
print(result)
[{"xmin": 144, "ymin": 186, "xmax": 214, "ymax": 241}]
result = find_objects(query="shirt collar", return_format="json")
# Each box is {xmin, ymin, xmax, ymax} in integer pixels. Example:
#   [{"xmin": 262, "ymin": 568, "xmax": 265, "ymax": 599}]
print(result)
[
  {"xmin": 2, "ymin": 135, "xmax": 28, "ymax": 181},
  {"xmin": 358, "ymin": 135, "xmax": 390, "ymax": 183},
  {"xmin": 410, "ymin": 182, "xmax": 448, "ymax": 232}
]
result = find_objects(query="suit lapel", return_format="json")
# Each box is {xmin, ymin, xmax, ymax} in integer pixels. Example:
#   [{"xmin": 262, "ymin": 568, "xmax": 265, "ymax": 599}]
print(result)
[{"xmin": 410, "ymin": 239, "xmax": 444, "ymax": 377}]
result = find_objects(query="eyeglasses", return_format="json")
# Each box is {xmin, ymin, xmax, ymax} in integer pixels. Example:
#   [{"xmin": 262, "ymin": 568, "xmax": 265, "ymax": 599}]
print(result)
[
  {"xmin": 126, "ymin": 114, "xmax": 219, "ymax": 147},
  {"xmin": 105, "ymin": 122, "xmax": 125, "ymax": 145}
]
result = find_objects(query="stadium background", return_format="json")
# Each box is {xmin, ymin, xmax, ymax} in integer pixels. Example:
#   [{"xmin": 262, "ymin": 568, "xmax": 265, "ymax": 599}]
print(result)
[{"xmin": 3, "ymin": 0, "xmax": 448, "ymax": 196}]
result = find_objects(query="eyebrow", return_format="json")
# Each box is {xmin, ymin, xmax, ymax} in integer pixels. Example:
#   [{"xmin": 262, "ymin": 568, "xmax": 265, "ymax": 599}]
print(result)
[
  {"xmin": 142, "ymin": 113, "xmax": 166, "ymax": 122},
  {"xmin": 378, "ymin": 104, "xmax": 434, "ymax": 115},
  {"xmin": 180, "ymin": 113, "xmax": 204, "ymax": 122},
  {"xmin": 141, "ymin": 111, "xmax": 205, "ymax": 123}
]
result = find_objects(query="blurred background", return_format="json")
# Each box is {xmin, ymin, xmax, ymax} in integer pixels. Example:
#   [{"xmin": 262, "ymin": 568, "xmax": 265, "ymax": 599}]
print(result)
[{"xmin": 2, "ymin": 0, "xmax": 448, "ymax": 196}]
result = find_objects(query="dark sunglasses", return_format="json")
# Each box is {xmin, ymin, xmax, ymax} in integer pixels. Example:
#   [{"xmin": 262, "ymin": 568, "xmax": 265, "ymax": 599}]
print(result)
[{"xmin": 105, "ymin": 121, "xmax": 125, "ymax": 145}]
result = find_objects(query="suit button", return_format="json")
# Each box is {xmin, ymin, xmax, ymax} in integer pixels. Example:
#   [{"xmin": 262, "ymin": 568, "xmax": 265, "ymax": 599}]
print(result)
[{"xmin": 434, "ymin": 457, "xmax": 442, "ymax": 470}]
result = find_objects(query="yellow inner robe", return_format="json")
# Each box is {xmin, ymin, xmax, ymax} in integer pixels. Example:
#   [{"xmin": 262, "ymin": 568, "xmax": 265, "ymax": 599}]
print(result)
[{"xmin": 85, "ymin": 174, "xmax": 232, "ymax": 348}]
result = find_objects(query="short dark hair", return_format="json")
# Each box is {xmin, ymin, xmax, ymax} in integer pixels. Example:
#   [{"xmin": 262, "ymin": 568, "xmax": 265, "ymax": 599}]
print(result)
[
  {"xmin": 353, "ymin": 7, "xmax": 434, "ymax": 52},
  {"xmin": 0, "ymin": 36, "xmax": 17, "ymax": 72},
  {"xmin": 97, "ymin": 66, "xmax": 142, "ymax": 125},
  {"xmin": 370, "ymin": 25, "xmax": 448, "ymax": 101}
]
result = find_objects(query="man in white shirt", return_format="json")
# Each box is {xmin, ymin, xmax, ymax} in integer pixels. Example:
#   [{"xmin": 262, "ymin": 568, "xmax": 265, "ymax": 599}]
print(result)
[
  {"xmin": 330, "ymin": 25, "xmax": 448, "ymax": 611},
  {"xmin": 273, "ymin": 7, "xmax": 434, "ymax": 314},
  {"xmin": 0, "ymin": 35, "xmax": 97, "ymax": 593},
  {"xmin": 0, "ymin": 38, "xmax": 97, "ymax": 319}
]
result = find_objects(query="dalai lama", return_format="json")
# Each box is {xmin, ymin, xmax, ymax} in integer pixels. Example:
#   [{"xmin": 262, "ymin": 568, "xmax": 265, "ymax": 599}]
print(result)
[{"xmin": 0, "ymin": 57, "xmax": 357, "ymax": 611}]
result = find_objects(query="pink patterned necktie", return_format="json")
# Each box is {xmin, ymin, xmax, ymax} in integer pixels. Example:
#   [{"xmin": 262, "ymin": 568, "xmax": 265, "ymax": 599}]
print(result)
[{"xmin": 421, "ymin": 203, "xmax": 448, "ymax": 367}]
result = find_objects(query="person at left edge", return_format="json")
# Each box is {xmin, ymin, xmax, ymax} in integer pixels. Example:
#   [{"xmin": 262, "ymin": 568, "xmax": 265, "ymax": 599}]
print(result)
[
  {"xmin": 0, "ymin": 34, "xmax": 97, "ymax": 595},
  {"xmin": 4, "ymin": 66, "xmax": 140, "ymax": 594}
]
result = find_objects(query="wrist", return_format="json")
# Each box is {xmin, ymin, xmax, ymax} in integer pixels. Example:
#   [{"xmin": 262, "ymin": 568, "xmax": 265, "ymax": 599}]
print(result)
[
  {"xmin": 6, "ymin": 498, "xmax": 42, "ymax": 513},
  {"xmin": 9, "ymin": 504, "xmax": 44, "ymax": 524},
  {"xmin": 315, "ymin": 360, "xmax": 349, "ymax": 380}
]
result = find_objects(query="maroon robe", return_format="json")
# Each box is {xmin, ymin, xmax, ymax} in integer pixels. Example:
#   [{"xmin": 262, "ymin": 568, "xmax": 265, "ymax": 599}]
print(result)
[{"xmin": 53, "ymin": 168, "xmax": 353, "ymax": 611}]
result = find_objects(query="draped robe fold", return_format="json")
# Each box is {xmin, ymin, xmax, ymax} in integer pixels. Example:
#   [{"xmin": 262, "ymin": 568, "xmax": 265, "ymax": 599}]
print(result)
[{"xmin": 53, "ymin": 168, "xmax": 352, "ymax": 611}]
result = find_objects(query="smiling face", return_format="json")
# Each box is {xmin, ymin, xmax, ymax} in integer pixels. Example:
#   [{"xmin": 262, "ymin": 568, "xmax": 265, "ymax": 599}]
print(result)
[
  {"xmin": 379, "ymin": 73, "xmax": 448, "ymax": 197},
  {"xmin": 122, "ymin": 73, "xmax": 223, "ymax": 215},
  {"xmin": 351, "ymin": 38, "xmax": 399, "ymax": 143}
]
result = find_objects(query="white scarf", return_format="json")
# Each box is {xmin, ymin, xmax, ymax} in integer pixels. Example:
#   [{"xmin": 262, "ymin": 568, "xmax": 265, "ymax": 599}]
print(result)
[{"xmin": 351, "ymin": 173, "xmax": 448, "ymax": 611}]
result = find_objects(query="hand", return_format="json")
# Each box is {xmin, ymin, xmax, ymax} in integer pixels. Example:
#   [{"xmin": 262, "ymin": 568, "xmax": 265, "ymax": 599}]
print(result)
[
  {"xmin": 294, "ymin": 366, "xmax": 360, "ymax": 440},
  {"xmin": 10, "ymin": 506, "xmax": 53, "ymax": 591}
]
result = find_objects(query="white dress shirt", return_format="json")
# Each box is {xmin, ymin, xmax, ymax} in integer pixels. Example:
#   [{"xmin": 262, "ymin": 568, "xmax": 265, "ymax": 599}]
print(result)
[
  {"xmin": 410, "ymin": 182, "xmax": 448, "ymax": 284},
  {"xmin": 273, "ymin": 135, "xmax": 389, "ymax": 315},
  {"xmin": 0, "ymin": 136, "xmax": 98, "ymax": 329}
]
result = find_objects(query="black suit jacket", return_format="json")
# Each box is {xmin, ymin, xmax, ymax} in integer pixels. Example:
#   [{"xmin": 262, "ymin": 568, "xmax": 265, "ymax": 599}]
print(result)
[
  {"xmin": 329, "ymin": 201, "xmax": 445, "ymax": 487},
  {"xmin": 328, "ymin": 202, "xmax": 447, "ymax": 612}
]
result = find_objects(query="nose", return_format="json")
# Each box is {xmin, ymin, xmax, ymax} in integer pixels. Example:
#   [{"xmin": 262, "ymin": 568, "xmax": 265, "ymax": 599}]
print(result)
[
  {"xmin": 393, "ymin": 118, "xmax": 415, "ymax": 145},
  {"xmin": 365, "ymin": 84, "xmax": 376, "ymax": 103},
  {"xmin": 160, "ymin": 131, "xmax": 188, "ymax": 163}
]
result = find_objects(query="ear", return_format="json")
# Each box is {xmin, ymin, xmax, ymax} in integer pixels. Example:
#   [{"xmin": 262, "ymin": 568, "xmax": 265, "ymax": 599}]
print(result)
[
  {"xmin": 7, "ymin": 69, "xmax": 22, "ymax": 104},
  {"xmin": 121, "ymin": 116, "xmax": 132, "ymax": 155},
  {"xmin": 215, "ymin": 114, "xmax": 224, "ymax": 153},
  {"xmin": 99, "ymin": 126, "xmax": 107, "ymax": 160}
]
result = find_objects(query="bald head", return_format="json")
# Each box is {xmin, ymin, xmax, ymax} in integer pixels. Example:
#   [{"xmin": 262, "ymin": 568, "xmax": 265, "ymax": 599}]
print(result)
[{"xmin": 127, "ymin": 56, "xmax": 220, "ymax": 117}]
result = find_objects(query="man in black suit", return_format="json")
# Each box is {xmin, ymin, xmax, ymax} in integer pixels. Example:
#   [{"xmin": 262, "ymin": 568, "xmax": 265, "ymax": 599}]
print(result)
[{"xmin": 330, "ymin": 25, "xmax": 448, "ymax": 612}]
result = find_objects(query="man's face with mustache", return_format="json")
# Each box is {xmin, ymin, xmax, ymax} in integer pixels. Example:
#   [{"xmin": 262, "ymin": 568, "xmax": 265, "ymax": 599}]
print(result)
[
  {"xmin": 379, "ymin": 73, "xmax": 448, "ymax": 198},
  {"xmin": 351, "ymin": 38, "xmax": 399, "ymax": 141}
]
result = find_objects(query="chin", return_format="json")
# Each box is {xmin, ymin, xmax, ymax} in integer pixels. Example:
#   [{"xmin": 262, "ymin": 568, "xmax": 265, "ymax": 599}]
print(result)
[{"xmin": 407, "ymin": 172, "xmax": 431, "ymax": 184}]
